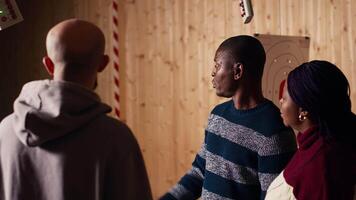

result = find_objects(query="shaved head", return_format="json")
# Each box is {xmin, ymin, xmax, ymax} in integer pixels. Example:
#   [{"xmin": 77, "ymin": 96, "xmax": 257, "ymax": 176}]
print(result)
[
  {"xmin": 46, "ymin": 18, "xmax": 105, "ymax": 68},
  {"xmin": 44, "ymin": 19, "xmax": 109, "ymax": 89}
]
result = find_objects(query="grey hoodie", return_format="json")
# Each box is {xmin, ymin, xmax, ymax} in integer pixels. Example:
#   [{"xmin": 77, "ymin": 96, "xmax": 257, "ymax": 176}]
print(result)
[{"xmin": 0, "ymin": 80, "xmax": 152, "ymax": 200}]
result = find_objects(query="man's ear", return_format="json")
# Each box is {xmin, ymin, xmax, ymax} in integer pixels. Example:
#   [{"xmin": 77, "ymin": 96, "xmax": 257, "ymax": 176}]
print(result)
[
  {"xmin": 42, "ymin": 56, "xmax": 55, "ymax": 76},
  {"xmin": 233, "ymin": 62, "xmax": 243, "ymax": 80},
  {"xmin": 98, "ymin": 55, "xmax": 109, "ymax": 72}
]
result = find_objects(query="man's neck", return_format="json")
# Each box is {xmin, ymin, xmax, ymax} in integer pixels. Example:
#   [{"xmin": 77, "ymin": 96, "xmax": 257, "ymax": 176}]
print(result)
[
  {"xmin": 231, "ymin": 86, "xmax": 265, "ymax": 110},
  {"xmin": 53, "ymin": 74, "xmax": 95, "ymax": 90},
  {"xmin": 54, "ymin": 68, "xmax": 96, "ymax": 90}
]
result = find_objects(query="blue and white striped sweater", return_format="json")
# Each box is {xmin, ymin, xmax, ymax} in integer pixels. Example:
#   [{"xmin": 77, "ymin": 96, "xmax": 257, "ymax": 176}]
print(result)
[{"xmin": 161, "ymin": 100, "xmax": 296, "ymax": 200}]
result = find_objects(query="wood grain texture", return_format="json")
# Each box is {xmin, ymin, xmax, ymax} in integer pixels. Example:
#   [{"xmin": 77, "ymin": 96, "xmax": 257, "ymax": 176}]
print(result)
[
  {"xmin": 1, "ymin": 0, "xmax": 356, "ymax": 199},
  {"xmin": 0, "ymin": 0, "xmax": 114, "ymax": 118},
  {"xmin": 114, "ymin": 0, "xmax": 356, "ymax": 198}
]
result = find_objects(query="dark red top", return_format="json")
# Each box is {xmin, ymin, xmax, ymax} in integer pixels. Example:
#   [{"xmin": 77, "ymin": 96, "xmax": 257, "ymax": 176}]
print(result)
[{"xmin": 283, "ymin": 127, "xmax": 356, "ymax": 200}]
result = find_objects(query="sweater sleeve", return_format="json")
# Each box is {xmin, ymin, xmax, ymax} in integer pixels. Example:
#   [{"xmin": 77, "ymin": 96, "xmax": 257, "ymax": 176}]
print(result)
[
  {"xmin": 257, "ymin": 128, "xmax": 297, "ymax": 200},
  {"xmin": 160, "ymin": 138, "xmax": 207, "ymax": 200}
]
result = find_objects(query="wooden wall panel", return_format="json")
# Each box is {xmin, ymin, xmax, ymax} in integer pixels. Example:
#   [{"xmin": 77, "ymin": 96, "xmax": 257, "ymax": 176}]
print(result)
[
  {"xmin": 1, "ymin": 0, "xmax": 356, "ymax": 199},
  {"xmin": 0, "ymin": 0, "xmax": 114, "ymax": 118},
  {"xmin": 115, "ymin": 0, "xmax": 356, "ymax": 198},
  {"xmin": 0, "ymin": 0, "xmax": 72, "ymax": 119},
  {"xmin": 72, "ymin": 0, "xmax": 116, "ymax": 110}
]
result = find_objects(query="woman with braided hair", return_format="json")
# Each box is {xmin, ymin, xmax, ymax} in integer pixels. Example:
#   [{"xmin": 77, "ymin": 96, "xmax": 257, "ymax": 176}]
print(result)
[{"xmin": 265, "ymin": 60, "xmax": 356, "ymax": 200}]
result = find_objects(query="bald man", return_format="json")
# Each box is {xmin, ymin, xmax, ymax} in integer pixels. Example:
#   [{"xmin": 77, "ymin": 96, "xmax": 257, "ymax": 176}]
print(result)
[{"xmin": 0, "ymin": 19, "xmax": 152, "ymax": 200}]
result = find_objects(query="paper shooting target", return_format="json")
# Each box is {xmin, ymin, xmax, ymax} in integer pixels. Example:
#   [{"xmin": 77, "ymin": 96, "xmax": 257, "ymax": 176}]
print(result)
[{"xmin": 255, "ymin": 34, "xmax": 310, "ymax": 108}]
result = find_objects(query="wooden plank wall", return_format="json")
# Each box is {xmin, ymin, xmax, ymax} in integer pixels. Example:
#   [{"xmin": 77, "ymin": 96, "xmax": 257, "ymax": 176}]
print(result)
[
  {"xmin": 112, "ymin": 0, "xmax": 356, "ymax": 198},
  {"xmin": 1, "ymin": 0, "xmax": 355, "ymax": 199},
  {"xmin": 0, "ymin": 0, "xmax": 114, "ymax": 119}
]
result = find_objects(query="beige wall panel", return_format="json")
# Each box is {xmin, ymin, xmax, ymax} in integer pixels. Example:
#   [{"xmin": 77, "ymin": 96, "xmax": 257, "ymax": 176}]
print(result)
[
  {"xmin": 72, "ymin": 0, "xmax": 116, "ymax": 112},
  {"xmin": 0, "ymin": 0, "xmax": 115, "ymax": 119},
  {"xmin": 114, "ymin": 0, "xmax": 356, "ymax": 198},
  {"xmin": 1, "ymin": 0, "xmax": 356, "ymax": 199},
  {"xmin": 348, "ymin": 0, "xmax": 356, "ymax": 107},
  {"xmin": 0, "ymin": 1, "xmax": 74, "ymax": 119},
  {"xmin": 117, "ymin": 0, "xmax": 283, "ymax": 198}
]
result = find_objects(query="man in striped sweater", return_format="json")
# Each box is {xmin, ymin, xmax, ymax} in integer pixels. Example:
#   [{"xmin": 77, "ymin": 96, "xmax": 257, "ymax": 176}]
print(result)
[{"xmin": 160, "ymin": 35, "xmax": 297, "ymax": 200}]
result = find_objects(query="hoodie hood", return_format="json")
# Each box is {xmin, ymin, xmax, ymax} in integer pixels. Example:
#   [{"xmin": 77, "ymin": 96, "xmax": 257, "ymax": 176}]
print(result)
[{"xmin": 13, "ymin": 80, "xmax": 111, "ymax": 147}]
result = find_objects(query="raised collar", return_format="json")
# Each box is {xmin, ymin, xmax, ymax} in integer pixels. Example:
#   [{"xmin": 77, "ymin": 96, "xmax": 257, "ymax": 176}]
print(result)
[{"xmin": 297, "ymin": 126, "xmax": 319, "ymax": 150}]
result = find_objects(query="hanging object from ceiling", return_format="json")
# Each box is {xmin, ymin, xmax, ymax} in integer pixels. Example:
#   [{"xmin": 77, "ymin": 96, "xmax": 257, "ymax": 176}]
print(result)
[{"xmin": 239, "ymin": 0, "xmax": 253, "ymax": 24}]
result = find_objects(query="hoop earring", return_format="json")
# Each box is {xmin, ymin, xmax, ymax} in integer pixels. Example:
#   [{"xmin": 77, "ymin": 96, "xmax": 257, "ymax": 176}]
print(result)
[{"xmin": 298, "ymin": 114, "xmax": 306, "ymax": 121}]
